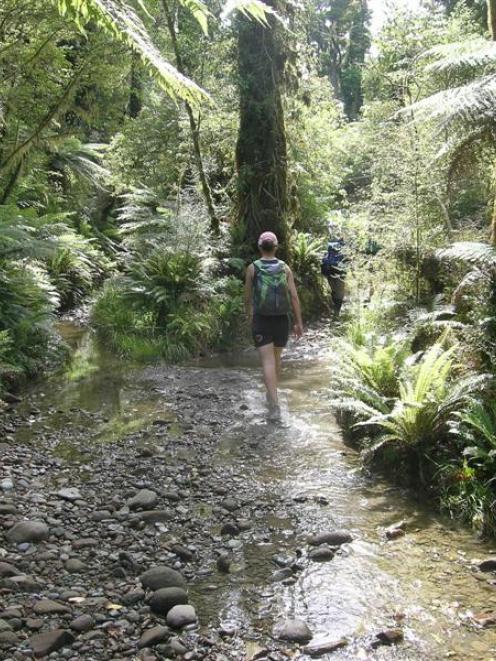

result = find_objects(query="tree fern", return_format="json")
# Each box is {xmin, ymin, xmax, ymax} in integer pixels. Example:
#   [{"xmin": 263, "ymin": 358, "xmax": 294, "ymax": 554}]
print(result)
[
  {"xmin": 423, "ymin": 39, "xmax": 496, "ymax": 75},
  {"xmin": 51, "ymin": 0, "xmax": 208, "ymax": 105},
  {"xmin": 437, "ymin": 241, "xmax": 496, "ymax": 266}
]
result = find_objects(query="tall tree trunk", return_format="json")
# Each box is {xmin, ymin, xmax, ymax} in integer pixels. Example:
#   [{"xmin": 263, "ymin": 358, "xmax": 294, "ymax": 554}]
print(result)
[
  {"xmin": 488, "ymin": 0, "xmax": 496, "ymax": 39},
  {"xmin": 127, "ymin": 52, "xmax": 143, "ymax": 119},
  {"xmin": 161, "ymin": 0, "xmax": 219, "ymax": 235},
  {"xmin": 235, "ymin": 1, "xmax": 289, "ymax": 261},
  {"xmin": 487, "ymin": 0, "xmax": 496, "ymax": 244}
]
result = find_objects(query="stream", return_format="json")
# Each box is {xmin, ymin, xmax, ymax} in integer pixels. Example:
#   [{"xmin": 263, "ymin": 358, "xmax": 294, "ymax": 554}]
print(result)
[{"xmin": 1, "ymin": 322, "xmax": 496, "ymax": 660}]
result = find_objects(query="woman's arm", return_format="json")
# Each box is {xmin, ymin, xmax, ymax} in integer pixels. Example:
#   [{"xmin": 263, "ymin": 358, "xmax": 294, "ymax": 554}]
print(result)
[{"xmin": 244, "ymin": 263, "xmax": 254, "ymax": 322}]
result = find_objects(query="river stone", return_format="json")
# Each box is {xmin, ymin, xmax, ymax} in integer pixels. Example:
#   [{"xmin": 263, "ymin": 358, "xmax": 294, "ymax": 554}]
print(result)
[
  {"xmin": 273, "ymin": 619, "xmax": 313, "ymax": 644},
  {"xmin": 57, "ymin": 488, "xmax": 82, "ymax": 502},
  {"xmin": 0, "ymin": 618, "xmax": 13, "ymax": 632},
  {"xmin": 308, "ymin": 530, "xmax": 353, "ymax": 547},
  {"xmin": 138, "ymin": 625, "xmax": 169, "ymax": 648},
  {"xmin": 33, "ymin": 599, "xmax": 71, "ymax": 615},
  {"xmin": 479, "ymin": 558, "xmax": 496, "ymax": 572},
  {"xmin": 140, "ymin": 510, "xmax": 172, "ymax": 524},
  {"xmin": 0, "ymin": 478, "xmax": 14, "ymax": 491},
  {"xmin": 375, "ymin": 628, "xmax": 404, "ymax": 645},
  {"xmin": 29, "ymin": 629, "xmax": 75, "ymax": 658},
  {"xmin": 149, "ymin": 588, "xmax": 188, "ymax": 615},
  {"xmin": 6, "ymin": 520, "xmax": 49, "ymax": 543},
  {"xmin": 166, "ymin": 605, "xmax": 197, "ymax": 629},
  {"xmin": 0, "ymin": 631, "xmax": 19, "ymax": 646},
  {"xmin": 0, "ymin": 562, "xmax": 18, "ymax": 577},
  {"xmin": 140, "ymin": 566, "xmax": 187, "ymax": 591},
  {"xmin": 221, "ymin": 498, "xmax": 239, "ymax": 512},
  {"xmin": 308, "ymin": 545, "xmax": 335, "ymax": 561},
  {"xmin": 70, "ymin": 614, "xmax": 94, "ymax": 632},
  {"xmin": 0, "ymin": 504, "xmax": 18, "ymax": 515},
  {"xmin": 127, "ymin": 489, "xmax": 158, "ymax": 511},
  {"xmin": 221, "ymin": 522, "xmax": 240, "ymax": 536},
  {"xmin": 65, "ymin": 558, "xmax": 86, "ymax": 573},
  {"xmin": 304, "ymin": 638, "xmax": 348, "ymax": 656}
]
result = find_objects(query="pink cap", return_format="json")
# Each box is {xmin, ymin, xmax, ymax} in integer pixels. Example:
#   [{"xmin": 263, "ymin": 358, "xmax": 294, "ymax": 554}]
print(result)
[{"xmin": 258, "ymin": 231, "xmax": 278, "ymax": 246}]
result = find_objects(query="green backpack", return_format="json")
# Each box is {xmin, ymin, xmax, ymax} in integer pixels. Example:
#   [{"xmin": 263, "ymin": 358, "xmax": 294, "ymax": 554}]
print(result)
[{"xmin": 253, "ymin": 259, "xmax": 291, "ymax": 316}]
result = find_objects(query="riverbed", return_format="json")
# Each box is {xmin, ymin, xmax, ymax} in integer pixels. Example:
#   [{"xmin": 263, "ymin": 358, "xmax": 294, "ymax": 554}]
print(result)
[{"xmin": 1, "ymin": 323, "xmax": 496, "ymax": 659}]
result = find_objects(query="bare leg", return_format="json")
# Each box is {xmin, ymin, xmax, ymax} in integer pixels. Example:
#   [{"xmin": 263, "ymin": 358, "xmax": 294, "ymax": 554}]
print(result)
[
  {"xmin": 274, "ymin": 346, "xmax": 283, "ymax": 380},
  {"xmin": 258, "ymin": 343, "xmax": 278, "ymax": 405}
]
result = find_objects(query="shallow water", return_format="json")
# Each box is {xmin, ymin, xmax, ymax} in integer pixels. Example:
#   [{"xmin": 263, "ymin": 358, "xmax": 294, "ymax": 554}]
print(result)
[{"xmin": 12, "ymin": 324, "xmax": 496, "ymax": 659}]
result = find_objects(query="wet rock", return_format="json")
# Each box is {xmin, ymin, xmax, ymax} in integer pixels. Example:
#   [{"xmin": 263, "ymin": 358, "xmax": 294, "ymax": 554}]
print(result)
[
  {"xmin": 308, "ymin": 544, "xmax": 335, "ymax": 561},
  {"xmin": 270, "ymin": 568, "xmax": 293, "ymax": 583},
  {"xmin": 57, "ymin": 488, "xmax": 82, "ymax": 502},
  {"xmin": 140, "ymin": 510, "xmax": 172, "ymax": 524},
  {"xmin": 304, "ymin": 638, "xmax": 348, "ymax": 656},
  {"xmin": 221, "ymin": 498, "xmax": 238, "ymax": 512},
  {"xmin": 166, "ymin": 605, "xmax": 197, "ymax": 629},
  {"xmin": 386, "ymin": 527, "xmax": 406, "ymax": 540},
  {"xmin": 170, "ymin": 544, "xmax": 194, "ymax": 562},
  {"xmin": 127, "ymin": 489, "xmax": 158, "ymax": 511},
  {"xmin": 70, "ymin": 614, "xmax": 94, "ymax": 632},
  {"xmin": 0, "ymin": 619, "xmax": 13, "ymax": 632},
  {"xmin": 221, "ymin": 522, "xmax": 239, "ymax": 537},
  {"xmin": 6, "ymin": 520, "xmax": 49, "ymax": 543},
  {"xmin": 216, "ymin": 555, "xmax": 231, "ymax": 573},
  {"xmin": 308, "ymin": 530, "xmax": 352, "ymax": 547},
  {"xmin": 0, "ymin": 630, "xmax": 19, "ymax": 646},
  {"xmin": 138, "ymin": 625, "xmax": 169, "ymax": 648},
  {"xmin": 373, "ymin": 628, "xmax": 404, "ymax": 646},
  {"xmin": 140, "ymin": 566, "xmax": 187, "ymax": 591},
  {"xmin": 29, "ymin": 629, "xmax": 75, "ymax": 658},
  {"xmin": 479, "ymin": 559, "xmax": 496, "ymax": 573},
  {"xmin": 149, "ymin": 588, "xmax": 189, "ymax": 616},
  {"xmin": 33, "ymin": 599, "xmax": 71, "ymax": 615},
  {"xmin": 0, "ymin": 478, "xmax": 14, "ymax": 491},
  {"xmin": 471, "ymin": 612, "xmax": 496, "ymax": 627},
  {"xmin": 0, "ymin": 561, "xmax": 18, "ymax": 577},
  {"xmin": 273, "ymin": 619, "xmax": 313, "ymax": 644},
  {"xmin": 0, "ymin": 504, "xmax": 18, "ymax": 515},
  {"xmin": 65, "ymin": 558, "xmax": 86, "ymax": 573}
]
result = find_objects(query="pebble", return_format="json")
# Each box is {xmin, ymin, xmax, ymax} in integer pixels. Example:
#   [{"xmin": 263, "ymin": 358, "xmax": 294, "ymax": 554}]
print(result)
[
  {"xmin": 148, "ymin": 587, "xmax": 189, "ymax": 616},
  {"xmin": 304, "ymin": 637, "xmax": 348, "ymax": 656},
  {"xmin": 57, "ymin": 488, "xmax": 83, "ymax": 502},
  {"xmin": 6, "ymin": 520, "xmax": 49, "ymax": 543},
  {"xmin": 138, "ymin": 625, "xmax": 169, "ymax": 648},
  {"xmin": 127, "ymin": 489, "xmax": 158, "ymax": 511},
  {"xmin": 308, "ymin": 530, "xmax": 353, "ymax": 546},
  {"xmin": 273, "ymin": 619, "xmax": 313, "ymax": 643},
  {"xmin": 140, "ymin": 566, "xmax": 187, "ymax": 591},
  {"xmin": 166, "ymin": 605, "xmax": 197, "ymax": 629},
  {"xmin": 33, "ymin": 599, "xmax": 72, "ymax": 615},
  {"xmin": 29, "ymin": 629, "xmax": 75, "ymax": 658},
  {"xmin": 308, "ymin": 544, "xmax": 335, "ymax": 561},
  {"xmin": 70, "ymin": 615, "xmax": 94, "ymax": 632}
]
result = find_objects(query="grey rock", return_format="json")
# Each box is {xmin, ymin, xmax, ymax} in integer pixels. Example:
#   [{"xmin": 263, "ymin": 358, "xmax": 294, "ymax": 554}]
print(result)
[
  {"xmin": 0, "ymin": 504, "xmax": 18, "ymax": 515},
  {"xmin": 374, "ymin": 628, "xmax": 404, "ymax": 646},
  {"xmin": 0, "ymin": 562, "xmax": 18, "ymax": 577},
  {"xmin": 221, "ymin": 498, "xmax": 238, "ymax": 512},
  {"xmin": 216, "ymin": 555, "xmax": 231, "ymax": 573},
  {"xmin": 140, "ymin": 566, "xmax": 187, "ymax": 591},
  {"xmin": 304, "ymin": 638, "xmax": 348, "ymax": 656},
  {"xmin": 6, "ymin": 520, "xmax": 49, "ymax": 543},
  {"xmin": 70, "ymin": 615, "xmax": 94, "ymax": 633},
  {"xmin": 4, "ymin": 575, "xmax": 41, "ymax": 592},
  {"xmin": 170, "ymin": 544, "xmax": 194, "ymax": 562},
  {"xmin": 0, "ymin": 630, "xmax": 19, "ymax": 646},
  {"xmin": 137, "ymin": 625, "xmax": 169, "ymax": 648},
  {"xmin": 65, "ymin": 558, "xmax": 86, "ymax": 573},
  {"xmin": 127, "ymin": 489, "xmax": 158, "ymax": 511},
  {"xmin": 166, "ymin": 605, "xmax": 197, "ymax": 629},
  {"xmin": 25, "ymin": 618, "xmax": 44, "ymax": 630},
  {"xmin": 149, "ymin": 588, "xmax": 188, "ymax": 616},
  {"xmin": 29, "ymin": 629, "xmax": 75, "ymax": 658},
  {"xmin": 57, "ymin": 488, "xmax": 82, "ymax": 502},
  {"xmin": 308, "ymin": 545, "xmax": 335, "ymax": 561},
  {"xmin": 0, "ymin": 478, "xmax": 14, "ymax": 491},
  {"xmin": 220, "ymin": 522, "xmax": 239, "ymax": 536},
  {"xmin": 0, "ymin": 619, "xmax": 13, "ymax": 632},
  {"xmin": 33, "ymin": 599, "xmax": 71, "ymax": 615},
  {"xmin": 273, "ymin": 619, "xmax": 313, "ymax": 644},
  {"xmin": 479, "ymin": 558, "xmax": 496, "ymax": 572},
  {"xmin": 140, "ymin": 510, "xmax": 172, "ymax": 524},
  {"xmin": 308, "ymin": 530, "xmax": 353, "ymax": 547}
]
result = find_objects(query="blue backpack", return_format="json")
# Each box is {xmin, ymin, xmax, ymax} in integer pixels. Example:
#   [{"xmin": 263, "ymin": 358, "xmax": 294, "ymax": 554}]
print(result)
[{"xmin": 321, "ymin": 240, "xmax": 345, "ymax": 276}]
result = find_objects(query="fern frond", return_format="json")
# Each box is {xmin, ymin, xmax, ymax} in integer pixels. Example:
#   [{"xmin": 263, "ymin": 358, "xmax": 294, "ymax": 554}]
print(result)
[
  {"xmin": 437, "ymin": 242, "xmax": 496, "ymax": 267},
  {"xmin": 51, "ymin": 0, "xmax": 208, "ymax": 105},
  {"xmin": 403, "ymin": 74, "xmax": 496, "ymax": 133},
  {"xmin": 221, "ymin": 0, "xmax": 280, "ymax": 26},
  {"xmin": 423, "ymin": 39, "xmax": 496, "ymax": 75}
]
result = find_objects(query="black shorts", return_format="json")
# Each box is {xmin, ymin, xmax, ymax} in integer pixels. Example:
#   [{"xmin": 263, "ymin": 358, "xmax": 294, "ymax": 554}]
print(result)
[{"xmin": 252, "ymin": 314, "xmax": 290, "ymax": 348}]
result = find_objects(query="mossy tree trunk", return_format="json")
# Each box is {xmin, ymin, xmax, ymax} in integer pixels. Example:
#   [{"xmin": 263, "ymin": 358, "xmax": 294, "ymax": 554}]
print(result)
[
  {"xmin": 235, "ymin": 1, "xmax": 289, "ymax": 261},
  {"xmin": 488, "ymin": 0, "xmax": 496, "ymax": 245}
]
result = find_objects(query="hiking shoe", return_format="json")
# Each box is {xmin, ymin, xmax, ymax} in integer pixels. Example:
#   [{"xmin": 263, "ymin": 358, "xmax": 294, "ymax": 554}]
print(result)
[{"xmin": 267, "ymin": 403, "xmax": 282, "ymax": 423}]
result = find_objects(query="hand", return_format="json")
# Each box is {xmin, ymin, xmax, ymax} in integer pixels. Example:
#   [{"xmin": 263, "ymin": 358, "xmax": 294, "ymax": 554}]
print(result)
[{"xmin": 293, "ymin": 322, "xmax": 304, "ymax": 339}]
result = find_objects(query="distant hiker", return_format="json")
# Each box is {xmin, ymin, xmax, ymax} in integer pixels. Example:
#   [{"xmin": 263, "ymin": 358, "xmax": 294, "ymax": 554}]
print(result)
[
  {"xmin": 321, "ymin": 221, "xmax": 347, "ymax": 315},
  {"xmin": 244, "ymin": 231, "xmax": 304, "ymax": 421}
]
